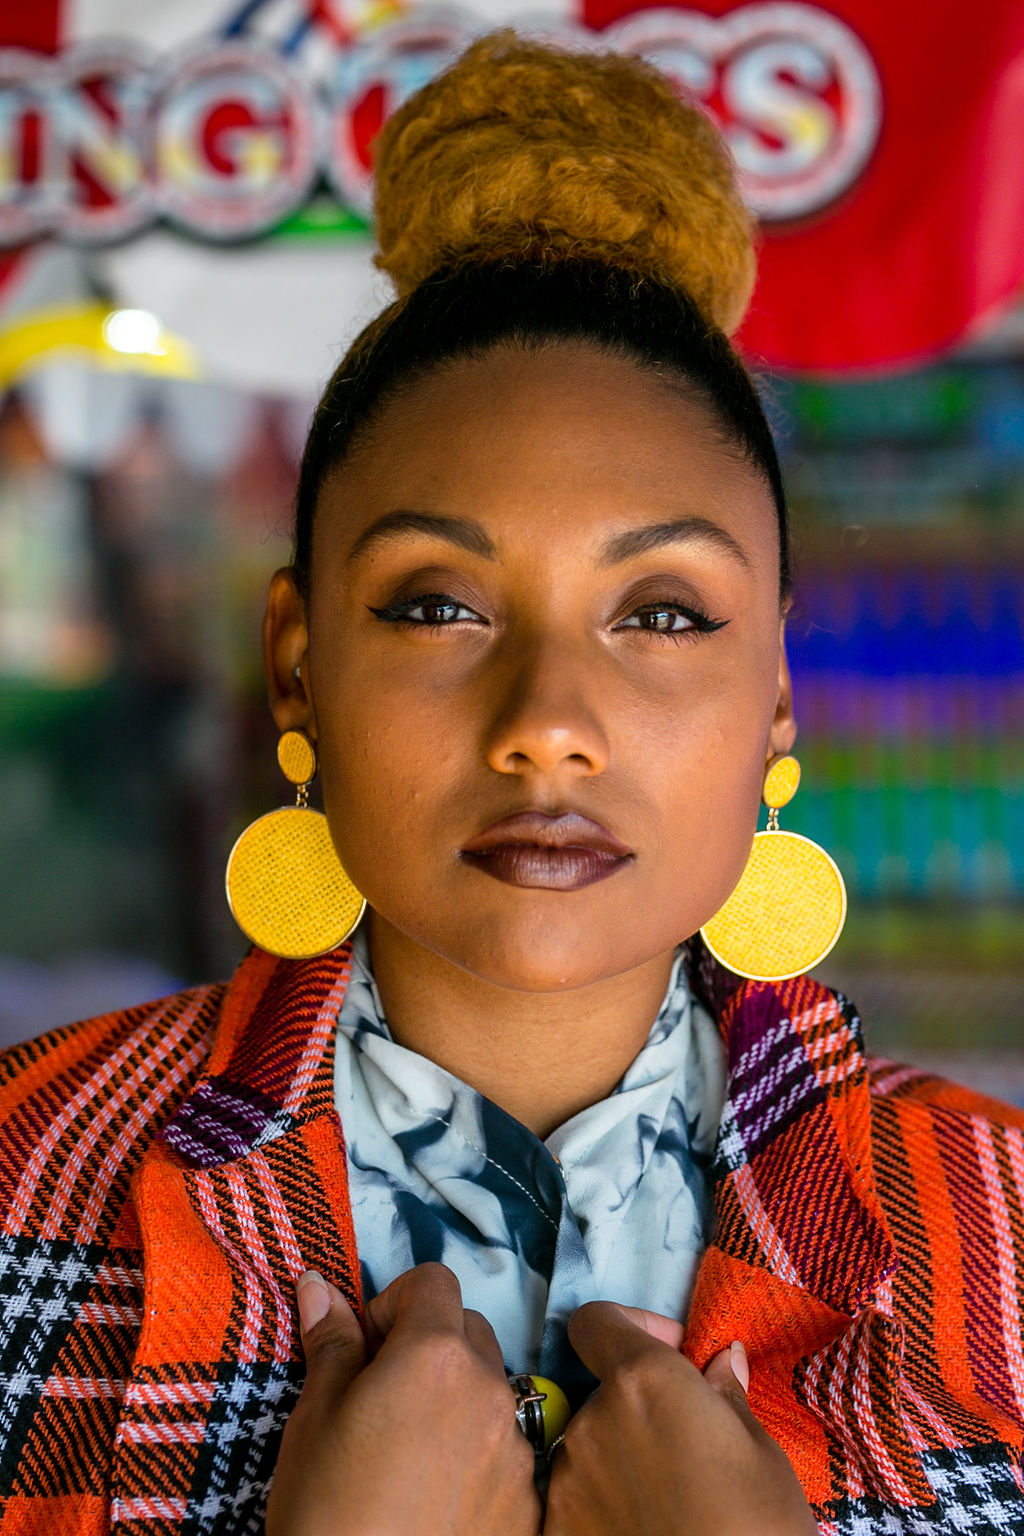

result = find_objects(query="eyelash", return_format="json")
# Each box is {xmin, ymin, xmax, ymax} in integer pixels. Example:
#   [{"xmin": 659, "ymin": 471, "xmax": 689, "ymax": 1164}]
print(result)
[
  {"xmin": 368, "ymin": 592, "xmax": 728, "ymax": 642},
  {"xmin": 618, "ymin": 603, "xmax": 728, "ymax": 641},
  {"xmin": 368, "ymin": 593, "xmax": 482, "ymax": 631}
]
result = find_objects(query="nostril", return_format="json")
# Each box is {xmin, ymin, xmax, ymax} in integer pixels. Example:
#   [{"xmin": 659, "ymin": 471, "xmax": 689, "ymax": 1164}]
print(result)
[{"xmin": 484, "ymin": 709, "xmax": 611, "ymax": 776}]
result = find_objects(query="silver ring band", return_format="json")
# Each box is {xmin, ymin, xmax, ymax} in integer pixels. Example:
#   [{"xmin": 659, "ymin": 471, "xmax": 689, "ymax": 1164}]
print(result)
[{"xmin": 507, "ymin": 1372, "xmax": 548, "ymax": 1453}]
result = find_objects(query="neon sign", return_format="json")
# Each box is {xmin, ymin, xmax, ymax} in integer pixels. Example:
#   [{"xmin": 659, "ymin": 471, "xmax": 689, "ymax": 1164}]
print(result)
[{"xmin": 0, "ymin": 4, "xmax": 882, "ymax": 247}]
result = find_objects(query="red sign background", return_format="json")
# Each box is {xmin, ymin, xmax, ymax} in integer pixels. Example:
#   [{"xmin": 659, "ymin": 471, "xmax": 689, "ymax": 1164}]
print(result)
[{"xmin": 580, "ymin": 0, "xmax": 1024, "ymax": 372}]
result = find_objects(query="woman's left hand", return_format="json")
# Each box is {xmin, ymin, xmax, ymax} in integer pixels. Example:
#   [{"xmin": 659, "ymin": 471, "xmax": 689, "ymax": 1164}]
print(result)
[{"xmin": 544, "ymin": 1302, "xmax": 818, "ymax": 1536}]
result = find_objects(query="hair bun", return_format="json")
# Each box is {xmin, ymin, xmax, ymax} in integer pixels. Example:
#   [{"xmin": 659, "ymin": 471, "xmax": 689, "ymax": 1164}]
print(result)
[{"xmin": 371, "ymin": 30, "xmax": 755, "ymax": 335}]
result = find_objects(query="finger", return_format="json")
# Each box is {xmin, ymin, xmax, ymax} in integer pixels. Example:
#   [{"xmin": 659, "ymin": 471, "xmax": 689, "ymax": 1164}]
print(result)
[
  {"xmin": 569, "ymin": 1299, "xmax": 693, "ymax": 1382},
  {"xmin": 463, "ymin": 1308, "xmax": 507, "ymax": 1376},
  {"xmin": 613, "ymin": 1305, "xmax": 685, "ymax": 1350},
  {"xmin": 703, "ymin": 1341, "xmax": 763, "ymax": 1431},
  {"xmin": 703, "ymin": 1341, "xmax": 748, "ymax": 1396},
  {"xmin": 294, "ymin": 1270, "xmax": 367, "ymax": 1411},
  {"xmin": 363, "ymin": 1262, "xmax": 465, "ymax": 1354}
]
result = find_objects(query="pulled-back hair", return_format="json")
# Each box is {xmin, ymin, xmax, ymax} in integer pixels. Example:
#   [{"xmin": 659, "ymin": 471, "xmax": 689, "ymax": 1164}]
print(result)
[{"xmin": 292, "ymin": 32, "xmax": 790, "ymax": 598}]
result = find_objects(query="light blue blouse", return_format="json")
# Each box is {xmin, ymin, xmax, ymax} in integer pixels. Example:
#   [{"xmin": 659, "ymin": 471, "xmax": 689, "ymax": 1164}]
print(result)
[{"xmin": 333, "ymin": 927, "xmax": 725, "ymax": 1404}]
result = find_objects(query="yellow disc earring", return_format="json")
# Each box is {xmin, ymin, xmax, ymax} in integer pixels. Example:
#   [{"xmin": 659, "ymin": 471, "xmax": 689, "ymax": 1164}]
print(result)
[
  {"xmin": 700, "ymin": 755, "xmax": 847, "ymax": 983},
  {"xmin": 225, "ymin": 729, "xmax": 366, "ymax": 959}
]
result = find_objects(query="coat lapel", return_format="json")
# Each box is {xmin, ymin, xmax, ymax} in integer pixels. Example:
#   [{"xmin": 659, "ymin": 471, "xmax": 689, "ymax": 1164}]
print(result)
[
  {"xmin": 686, "ymin": 939, "xmax": 934, "ymax": 1513},
  {"xmin": 112, "ymin": 944, "xmax": 360, "ymax": 1530}
]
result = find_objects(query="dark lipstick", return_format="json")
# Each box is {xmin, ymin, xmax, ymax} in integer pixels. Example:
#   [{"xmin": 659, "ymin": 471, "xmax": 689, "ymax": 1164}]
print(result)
[{"xmin": 460, "ymin": 811, "xmax": 634, "ymax": 891}]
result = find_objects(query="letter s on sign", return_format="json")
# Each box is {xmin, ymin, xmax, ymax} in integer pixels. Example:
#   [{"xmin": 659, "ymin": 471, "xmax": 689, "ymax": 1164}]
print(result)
[
  {"xmin": 724, "ymin": 40, "xmax": 835, "ymax": 181},
  {"xmin": 604, "ymin": 1, "xmax": 883, "ymax": 222}
]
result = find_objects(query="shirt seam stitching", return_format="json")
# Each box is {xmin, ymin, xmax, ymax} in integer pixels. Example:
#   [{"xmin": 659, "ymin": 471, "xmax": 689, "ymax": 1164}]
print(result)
[{"xmin": 419, "ymin": 1111, "xmax": 562, "ymax": 1235}]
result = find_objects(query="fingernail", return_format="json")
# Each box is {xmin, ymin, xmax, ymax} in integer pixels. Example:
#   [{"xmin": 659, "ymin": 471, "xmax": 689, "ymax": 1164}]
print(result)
[
  {"xmin": 296, "ymin": 1270, "xmax": 331, "ymax": 1332},
  {"xmin": 729, "ymin": 1340, "xmax": 749, "ymax": 1393}
]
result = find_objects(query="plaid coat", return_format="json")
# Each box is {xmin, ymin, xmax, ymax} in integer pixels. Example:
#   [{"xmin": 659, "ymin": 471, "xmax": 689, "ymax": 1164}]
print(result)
[{"xmin": 0, "ymin": 939, "xmax": 1022, "ymax": 1535}]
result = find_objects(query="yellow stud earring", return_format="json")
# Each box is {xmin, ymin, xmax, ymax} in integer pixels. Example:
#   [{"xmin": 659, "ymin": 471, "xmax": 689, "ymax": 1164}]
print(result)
[
  {"xmin": 225, "ymin": 729, "xmax": 366, "ymax": 959},
  {"xmin": 700, "ymin": 755, "xmax": 847, "ymax": 983}
]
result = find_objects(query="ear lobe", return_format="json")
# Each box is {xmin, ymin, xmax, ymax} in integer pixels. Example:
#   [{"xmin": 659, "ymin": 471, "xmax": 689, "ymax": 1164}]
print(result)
[
  {"xmin": 769, "ymin": 618, "xmax": 797, "ymax": 760},
  {"xmin": 263, "ymin": 568, "xmax": 315, "ymax": 736}
]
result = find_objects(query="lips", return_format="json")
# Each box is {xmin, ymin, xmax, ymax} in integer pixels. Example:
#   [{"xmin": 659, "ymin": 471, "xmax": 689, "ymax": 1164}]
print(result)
[{"xmin": 460, "ymin": 811, "xmax": 634, "ymax": 891}]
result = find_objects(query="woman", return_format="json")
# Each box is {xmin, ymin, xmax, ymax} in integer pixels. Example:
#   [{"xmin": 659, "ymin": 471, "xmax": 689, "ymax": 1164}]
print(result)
[{"xmin": 0, "ymin": 32, "xmax": 1022, "ymax": 1536}]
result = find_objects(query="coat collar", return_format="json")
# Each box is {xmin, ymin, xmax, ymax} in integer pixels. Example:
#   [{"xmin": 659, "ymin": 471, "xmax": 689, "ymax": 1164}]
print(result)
[
  {"xmin": 686, "ymin": 935, "xmax": 931, "ymax": 1510},
  {"xmin": 151, "ymin": 937, "xmax": 901, "ymax": 1322},
  {"xmin": 689, "ymin": 935, "xmax": 897, "ymax": 1318},
  {"xmin": 120, "ymin": 938, "xmax": 927, "ymax": 1518},
  {"xmin": 114, "ymin": 947, "xmax": 361, "ymax": 1525},
  {"xmin": 159, "ymin": 944, "xmax": 352, "ymax": 1169}
]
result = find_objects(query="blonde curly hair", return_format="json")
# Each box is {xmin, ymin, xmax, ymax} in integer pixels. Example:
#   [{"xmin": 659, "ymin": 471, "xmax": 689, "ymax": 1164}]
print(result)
[{"xmin": 372, "ymin": 30, "xmax": 755, "ymax": 336}]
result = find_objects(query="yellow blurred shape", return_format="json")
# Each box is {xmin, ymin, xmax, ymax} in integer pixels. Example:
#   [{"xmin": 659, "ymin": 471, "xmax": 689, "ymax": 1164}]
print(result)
[{"xmin": 0, "ymin": 302, "xmax": 201, "ymax": 387}]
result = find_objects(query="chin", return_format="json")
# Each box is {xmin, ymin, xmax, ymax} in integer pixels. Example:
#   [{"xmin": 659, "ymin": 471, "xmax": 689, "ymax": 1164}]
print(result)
[{"xmin": 441, "ymin": 910, "xmax": 670, "ymax": 995}]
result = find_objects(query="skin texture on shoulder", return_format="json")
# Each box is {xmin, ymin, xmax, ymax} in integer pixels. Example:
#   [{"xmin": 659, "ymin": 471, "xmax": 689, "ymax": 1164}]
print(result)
[{"xmin": 263, "ymin": 339, "xmax": 795, "ymax": 1139}]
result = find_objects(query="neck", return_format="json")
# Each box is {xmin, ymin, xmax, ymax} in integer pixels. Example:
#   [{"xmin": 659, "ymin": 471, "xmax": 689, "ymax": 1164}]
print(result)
[{"xmin": 364, "ymin": 916, "xmax": 678, "ymax": 1140}]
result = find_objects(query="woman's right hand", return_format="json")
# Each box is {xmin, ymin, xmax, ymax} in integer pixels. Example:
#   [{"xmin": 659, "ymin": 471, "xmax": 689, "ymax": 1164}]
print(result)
[{"xmin": 265, "ymin": 1262, "xmax": 541, "ymax": 1536}]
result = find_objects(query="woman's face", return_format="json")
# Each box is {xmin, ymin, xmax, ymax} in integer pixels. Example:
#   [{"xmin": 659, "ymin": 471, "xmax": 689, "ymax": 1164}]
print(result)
[{"xmin": 266, "ymin": 342, "xmax": 795, "ymax": 992}]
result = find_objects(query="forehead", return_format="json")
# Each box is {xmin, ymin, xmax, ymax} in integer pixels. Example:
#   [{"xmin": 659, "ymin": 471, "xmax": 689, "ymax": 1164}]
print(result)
[{"xmin": 318, "ymin": 342, "xmax": 779, "ymax": 570}]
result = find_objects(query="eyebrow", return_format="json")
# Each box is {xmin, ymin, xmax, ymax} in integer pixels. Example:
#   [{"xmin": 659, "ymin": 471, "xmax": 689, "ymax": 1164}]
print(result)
[
  {"xmin": 346, "ymin": 511, "xmax": 496, "ymax": 564},
  {"xmin": 600, "ymin": 517, "xmax": 752, "ymax": 570},
  {"xmin": 346, "ymin": 508, "xmax": 751, "ymax": 571}
]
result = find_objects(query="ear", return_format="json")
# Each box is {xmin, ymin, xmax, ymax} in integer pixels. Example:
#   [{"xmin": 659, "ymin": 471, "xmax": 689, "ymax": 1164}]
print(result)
[
  {"xmin": 768, "ymin": 610, "xmax": 797, "ymax": 762},
  {"xmin": 263, "ymin": 568, "xmax": 316, "ymax": 739}
]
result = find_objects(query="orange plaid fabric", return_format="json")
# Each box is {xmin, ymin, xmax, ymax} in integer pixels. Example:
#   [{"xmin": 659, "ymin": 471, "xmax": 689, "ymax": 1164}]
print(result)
[{"xmin": 0, "ymin": 939, "xmax": 1021, "ymax": 1533}]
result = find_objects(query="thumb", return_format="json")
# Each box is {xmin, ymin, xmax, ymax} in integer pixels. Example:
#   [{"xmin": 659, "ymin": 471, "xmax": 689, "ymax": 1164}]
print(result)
[
  {"xmin": 703, "ymin": 1340, "xmax": 760, "ymax": 1424},
  {"xmin": 612, "ymin": 1305, "xmax": 685, "ymax": 1350},
  {"xmin": 294, "ymin": 1269, "xmax": 367, "ymax": 1410},
  {"xmin": 569, "ymin": 1299, "xmax": 677, "ymax": 1381}
]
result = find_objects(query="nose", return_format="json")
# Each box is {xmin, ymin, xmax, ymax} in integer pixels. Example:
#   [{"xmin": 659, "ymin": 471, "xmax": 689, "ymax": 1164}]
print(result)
[{"xmin": 483, "ymin": 632, "xmax": 611, "ymax": 779}]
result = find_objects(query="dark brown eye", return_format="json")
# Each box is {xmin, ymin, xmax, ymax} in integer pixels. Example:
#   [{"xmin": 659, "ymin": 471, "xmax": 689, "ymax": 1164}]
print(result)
[
  {"xmin": 416, "ymin": 600, "xmax": 462, "ymax": 624},
  {"xmin": 621, "ymin": 607, "xmax": 695, "ymax": 633},
  {"xmin": 614, "ymin": 602, "xmax": 727, "ymax": 638},
  {"xmin": 369, "ymin": 592, "xmax": 484, "ymax": 626}
]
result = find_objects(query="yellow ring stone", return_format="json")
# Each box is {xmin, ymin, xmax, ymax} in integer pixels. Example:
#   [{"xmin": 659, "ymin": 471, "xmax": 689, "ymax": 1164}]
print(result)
[{"xmin": 531, "ymin": 1377, "xmax": 570, "ymax": 1453}]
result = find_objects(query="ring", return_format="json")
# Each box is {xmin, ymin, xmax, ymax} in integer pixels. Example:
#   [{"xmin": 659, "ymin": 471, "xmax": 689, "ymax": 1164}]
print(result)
[
  {"xmin": 507, "ymin": 1372, "xmax": 570, "ymax": 1454},
  {"xmin": 508, "ymin": 1373, "xmax": 548, "ymax": 1453}
]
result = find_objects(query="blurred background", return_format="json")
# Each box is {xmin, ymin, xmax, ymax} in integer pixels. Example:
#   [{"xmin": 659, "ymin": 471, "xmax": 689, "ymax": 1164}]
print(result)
[{"xmin": 0, "ymin": 0, "xmax": 1021, "ymax": 1095}]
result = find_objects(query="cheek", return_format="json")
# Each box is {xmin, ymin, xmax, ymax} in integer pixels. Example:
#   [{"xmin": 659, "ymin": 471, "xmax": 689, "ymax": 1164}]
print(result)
[
  {"xmin": 648, "ymin": 696, "xmax": 769, "ymax": 913},
  {"xmin": 636, "ymin": 617, "xmax": 782, "ymax": 901},
  {"xmin": 312, "ymin": 667, "xmax": 465, "ymax": 882}
]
